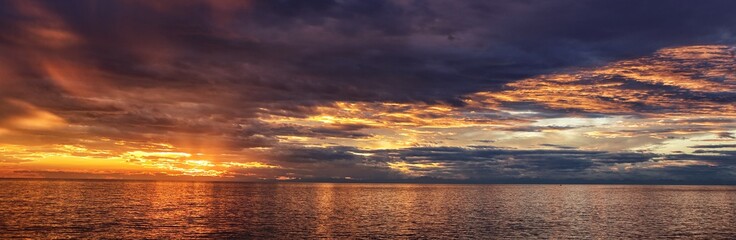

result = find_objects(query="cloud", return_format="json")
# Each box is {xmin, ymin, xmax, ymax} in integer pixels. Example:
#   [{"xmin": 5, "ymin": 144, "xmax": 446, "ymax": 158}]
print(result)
[
  {"xmin": 719, "ymin": 132, "xmax": 736, "ymax": 139},
  {"xmin": 538, "ymin": 144, "xmax": 577, "ymax": 150},
  {"xmin": 0, "ymin": 98, "xmax": 66, "ymax": 131},
  {"xmin": 1, "ymin": 0, "xmax": 736, "ymax": 183},
  {"xmin": 469, "ymin": 45, "xmax": 736, "ymax": 116},
  {"xmin": 4, "ymin": 0, "xmax": 736, "ymax": 106},
  {"xmin": 244, "ymin": 145, "xmax": 736, "ymax": 183},
  {"xmin": 690, "ymin": 144, "xmax": 736, "ymax": 149},
  {"xmin": 0, "ymin": 156, "xmax": 32, "ymax": 164}
]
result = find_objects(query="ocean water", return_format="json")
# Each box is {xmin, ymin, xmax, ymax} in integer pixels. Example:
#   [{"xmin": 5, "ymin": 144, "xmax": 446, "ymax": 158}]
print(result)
[{"xmin": 1, "ymin": 180, "xmax": 736, "ymax": 239}]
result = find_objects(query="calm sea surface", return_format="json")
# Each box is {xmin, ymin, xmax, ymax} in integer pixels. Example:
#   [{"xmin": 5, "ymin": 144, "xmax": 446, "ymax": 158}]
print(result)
[{"xmin": 1, "ymin": 180, "xmax": 736, "ymax": 239}]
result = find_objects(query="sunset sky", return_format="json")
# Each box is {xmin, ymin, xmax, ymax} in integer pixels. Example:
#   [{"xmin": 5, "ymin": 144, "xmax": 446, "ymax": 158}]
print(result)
[{"xmin": 1, "ymin": 0, "xmax": 735, "ymax": 183}]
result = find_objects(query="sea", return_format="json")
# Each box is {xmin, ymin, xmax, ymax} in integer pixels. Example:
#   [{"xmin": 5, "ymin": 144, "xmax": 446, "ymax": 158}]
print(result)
[{"xmin": 1, "ymin": 179, "xmax": 735, "ymax": 239}]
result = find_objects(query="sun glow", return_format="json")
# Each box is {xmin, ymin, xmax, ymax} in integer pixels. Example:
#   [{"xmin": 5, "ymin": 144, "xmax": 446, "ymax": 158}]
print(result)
[{"xmin": 388, "ymin": 161, "xmax": 444, "ymax": 176}]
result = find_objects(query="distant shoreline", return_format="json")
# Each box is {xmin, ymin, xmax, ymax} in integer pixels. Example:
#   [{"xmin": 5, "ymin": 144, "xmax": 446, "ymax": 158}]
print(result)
[{"xmin": 2, "ymin": 177, "xmax": 736, "ymax": 186}]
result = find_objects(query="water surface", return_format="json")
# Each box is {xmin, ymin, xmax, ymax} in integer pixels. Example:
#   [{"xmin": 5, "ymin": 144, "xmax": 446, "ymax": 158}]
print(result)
[{"xmin": 1, "ymin": 180, "xmax": 735, "ymax": 238}]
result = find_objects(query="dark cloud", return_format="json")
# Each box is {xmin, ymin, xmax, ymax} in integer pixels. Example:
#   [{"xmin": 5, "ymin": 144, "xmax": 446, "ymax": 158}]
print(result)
[
  {"xmin": 662, "ymin": 152, "xmax": 736, "ymax": 166},
  {"xmin": 502, "ymin": 125, "xmax": 581, "ymax": 132},
  {"xmin": 539, "ymin": 144, "xmax": 577, "ymax": 150},
  {"xmin": 690, "ymin": 144, "xmax": 736, "ymax": 149},
  {"xmin": 242, "ymin": 145, "xmax": 736, "ymax": 183},
  {"xmin": 261, "ymin": 146, "xmax": 363, "ymax": 163},
  {"xmin": 240, "ymin": 121, "xmax": 373, "ymax": 140},
  {"xmin": 719, "ymin": 132, "xmax": 736, "ymax": 139},
  {"xmin": 4, "ymin": 0, "xmax": 736, "ymax": 106}
]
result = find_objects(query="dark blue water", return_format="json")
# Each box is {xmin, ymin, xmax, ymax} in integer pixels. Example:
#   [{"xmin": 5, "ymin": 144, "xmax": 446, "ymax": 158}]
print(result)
[{"xmin": 1, "ymin": 180, "xmax": 736, "ymax": 239}]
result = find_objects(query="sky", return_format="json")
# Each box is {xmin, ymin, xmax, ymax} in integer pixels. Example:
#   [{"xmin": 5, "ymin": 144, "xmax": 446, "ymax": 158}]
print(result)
[{"xmin": 1, "ymin": 0, "xmax": 735, "ymax": 183}]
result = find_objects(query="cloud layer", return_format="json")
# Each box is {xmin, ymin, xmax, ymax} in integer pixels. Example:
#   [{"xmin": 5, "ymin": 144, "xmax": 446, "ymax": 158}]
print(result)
[{"xmin": 1, "ymin": 0, "xmax": 735, "ymax": 183}]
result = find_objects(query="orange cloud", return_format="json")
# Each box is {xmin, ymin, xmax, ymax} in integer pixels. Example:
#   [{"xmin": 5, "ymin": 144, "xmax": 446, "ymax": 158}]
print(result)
[{"xmin": 0, "ymin": 99, "xmax": 66, "ymax": 131}]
